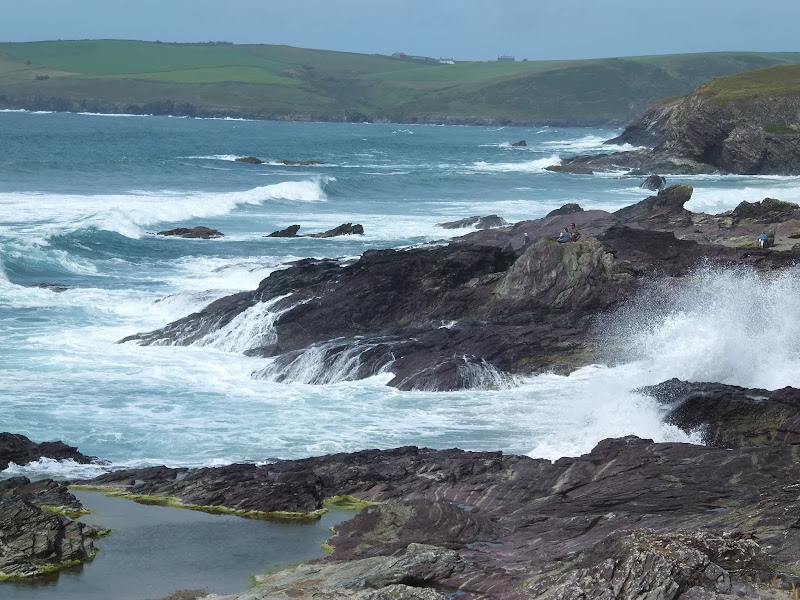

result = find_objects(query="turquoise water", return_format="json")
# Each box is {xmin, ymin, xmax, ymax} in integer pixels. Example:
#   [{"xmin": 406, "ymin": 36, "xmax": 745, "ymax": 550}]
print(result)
[{"xmin": 3, "ymin": 110, "xmax": 800, "ymax": 475}]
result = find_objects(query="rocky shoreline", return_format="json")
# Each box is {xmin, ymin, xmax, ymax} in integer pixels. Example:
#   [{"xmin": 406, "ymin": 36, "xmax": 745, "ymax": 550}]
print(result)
[
  {"xmin": 119, "ymin": 185, "xmax": 800, "ymax": 391},
  {"xmin": 4, "ymin": 378, "xmax": 800, "ymax": 598},
  {"xmin": 5, "ymin": 183, "xmax": 800, "ymax": 597}
]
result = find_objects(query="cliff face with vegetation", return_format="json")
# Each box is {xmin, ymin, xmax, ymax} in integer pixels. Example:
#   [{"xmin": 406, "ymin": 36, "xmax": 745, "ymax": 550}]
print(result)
[
  {"xmin": 560, "ymin": 65, "xmax": 800, "ymax": 175},
  {"xmin": 1, "ymin": 41, "xmax": 800, "ymax": 126},
  {"xmin": 658, "ymin": 66, "xmax": 800, "ymax": 174}
]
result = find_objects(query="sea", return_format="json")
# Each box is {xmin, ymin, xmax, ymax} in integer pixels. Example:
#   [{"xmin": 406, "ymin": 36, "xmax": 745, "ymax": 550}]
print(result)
[{"xmin": 2, "ymin": 110, "xmax": 800, "ymax": 598}]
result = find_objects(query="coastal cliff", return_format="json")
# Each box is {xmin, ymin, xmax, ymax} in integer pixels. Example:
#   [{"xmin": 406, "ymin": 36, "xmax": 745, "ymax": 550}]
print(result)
[{"xmin": 558, "ymin": 64, "xmax": 800, "ymax": 175}]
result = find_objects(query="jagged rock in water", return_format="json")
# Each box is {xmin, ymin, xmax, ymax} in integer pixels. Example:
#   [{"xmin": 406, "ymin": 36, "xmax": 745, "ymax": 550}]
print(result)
[
  {"xmin": 308, "ymin": 223, "xmax": 365, "ymax": 238},
  {"xmin": 639, "ymin": 174, "xmax": 666, "ymax": 190},
  {"xmin": 266, "ymin": 224, "xmax": 302, "ymax": 238},
  {"xmin": 0, "ymin": 477, "xmax": 106, "ymax": 578},
  {"xmin": 436, "ymin": 215, "xmax": 508, "ymax": 229},
  {"xmin": 156, "ymin": 226, "xmax": 224, "ymax": 239},
  {"xmin": 545, "ymin": 203, "xmax": 584, "ymax": 218},
  {"xmin": 0, "ymin": 432, "xmax": 95, "ymax": 471},
  {"xmin": 235, "ymin": 156, "xmax": 263, "ymax": 164},
  {"xmin": 511, "ymin": 140, "xmax": 527, "ymax": 147}
]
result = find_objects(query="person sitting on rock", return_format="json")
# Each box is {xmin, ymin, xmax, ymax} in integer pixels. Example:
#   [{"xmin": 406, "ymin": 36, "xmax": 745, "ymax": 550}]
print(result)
[
  {"xmin": 569, "ymin": 223, "xmax": 581, "ymax": 242},
  {"xmin": 557, "ymin": 228, "xmax": 571, "ymax": 243},
  {"xmin": 758, "ymin": 232, "xmax": 768, "ymax": 248}
]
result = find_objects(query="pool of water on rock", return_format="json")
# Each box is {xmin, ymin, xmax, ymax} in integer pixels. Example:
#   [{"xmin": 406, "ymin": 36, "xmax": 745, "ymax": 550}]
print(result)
[{"xmin": 4, "ymin": 491, "xmax": 352, "ymax": 600}]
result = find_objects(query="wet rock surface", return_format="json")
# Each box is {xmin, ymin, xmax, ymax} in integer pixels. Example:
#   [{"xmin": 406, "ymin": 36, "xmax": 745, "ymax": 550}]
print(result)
[
  {"xmin": 76, "ymin": 384, "xmax": 800, "ymax": 598},
  {"xmin": 121, "ymin": 185, "xmax": 800, "ymax": 391}
]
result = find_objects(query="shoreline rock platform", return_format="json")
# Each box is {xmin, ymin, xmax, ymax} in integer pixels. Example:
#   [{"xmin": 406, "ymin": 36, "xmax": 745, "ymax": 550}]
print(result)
[{"xmin": 5, "ymin": 379, "xmax": 800, "ymax": 597}]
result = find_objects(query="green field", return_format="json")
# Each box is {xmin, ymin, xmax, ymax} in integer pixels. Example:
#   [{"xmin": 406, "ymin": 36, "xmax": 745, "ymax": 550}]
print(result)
[{"xmin": 1, "ymin": 40, "xmax": 800, "ymax": 125}]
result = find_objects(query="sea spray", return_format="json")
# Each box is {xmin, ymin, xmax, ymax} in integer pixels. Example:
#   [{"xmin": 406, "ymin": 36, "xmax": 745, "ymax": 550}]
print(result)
[{"xmin": 599, "ymin": 264, "xmax": 800, "ymax": 390}]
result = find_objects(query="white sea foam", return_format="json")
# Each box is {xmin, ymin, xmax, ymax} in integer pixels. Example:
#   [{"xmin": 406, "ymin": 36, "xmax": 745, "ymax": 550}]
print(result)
[
  {"xmin": 195, "ymin": 294, "xmax": 293, "ymax": 353},
  {"xmin": 0, "ymin": 179, "xmax": 330, "ymax": 238},
  {"xmin": 601, "ymin": 265, "xmax": 800, "ymax": 390},
  {"xmin": 469, "ymin": 155, "xmax": 561, "ymax": 173},
  {"xmin": 1, "ymin": 458, "xmax": 112, "ymax": 481},
  {"xmin": 687, "ymin": 183, "xmax": 800, "ymax": 214}
]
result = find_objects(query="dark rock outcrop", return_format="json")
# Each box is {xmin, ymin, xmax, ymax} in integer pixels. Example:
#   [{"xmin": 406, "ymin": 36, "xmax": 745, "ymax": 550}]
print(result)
[
  {"xmin": 266, "ymin": 224, "xmax": 302, "ymax": 238},
  {"xmin": 308, "ymin": 223, "xmax": 365, "ymax": 238},
  {"xmin": 640, "ymin": 174, "xmax": 666, "ymax": 190},
  {"xmin": 235, "ymin": 156, "xmax": 263, "ymax": 164},
  {"xmin": 545, "ymin": 203, "xmax": 584, "ymax": 218},
  {"xmin": 436, "ymin": 215, "xmax": 509, "ymax": 230},
  {"xmin": 156, "ymin": 226, "xmax": 224, "ymax": 239},
  {"xmin": 642, "ymin": 379, "xmax": 800, "ymax": 448},
  {"xmin": 510, "ymin": 140, "xmax": 527, "ymax": 147},
  {"xmin": 613, "ymin": 184, "xmax": 694, "ymax": 228},
  {"xmin": 0, "ymin": 432, "xmax": 94, "ymax": 471},
  {"xmin": 0, "ymin": 476, "xmax": 107, "ymax": 578}
]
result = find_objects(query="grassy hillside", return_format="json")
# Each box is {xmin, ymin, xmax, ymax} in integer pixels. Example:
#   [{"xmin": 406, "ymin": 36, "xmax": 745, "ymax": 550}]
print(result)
[{"xmin": 2, "ymin": 40, "xmax": 800, "ymax": 125}]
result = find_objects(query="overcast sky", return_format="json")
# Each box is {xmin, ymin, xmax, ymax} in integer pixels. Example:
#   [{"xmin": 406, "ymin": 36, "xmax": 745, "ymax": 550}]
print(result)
[{"xmin": 2, "ymin": 0, "xmax": 799, "ymax": 61}]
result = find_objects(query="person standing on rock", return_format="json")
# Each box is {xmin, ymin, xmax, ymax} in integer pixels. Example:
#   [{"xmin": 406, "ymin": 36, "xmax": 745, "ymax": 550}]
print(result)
[
  {"xmin": 759, "ymin": 232, "xmax": 768, "ymax": 248},
  {"xmin": 523, "ymin": 232, "xmax": 530, "ymax": 246}
]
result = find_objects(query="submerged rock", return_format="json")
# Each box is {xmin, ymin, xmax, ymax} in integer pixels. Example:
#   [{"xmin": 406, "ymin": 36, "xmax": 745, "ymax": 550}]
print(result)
[
  {"xmin": 235, "ymin": 156, "xmax": 263, "ymax": 164},
  {"xmin": 156, "ymin": 226, "xmax": 224, "ymax": 239},
  {"xmin": 281, "ymin": 159, "xmax": 323, "ymax": 166}
]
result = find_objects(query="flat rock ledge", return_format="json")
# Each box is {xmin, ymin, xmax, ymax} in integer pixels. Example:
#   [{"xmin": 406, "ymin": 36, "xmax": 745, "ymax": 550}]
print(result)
[{"xmin": 72, "ymin": 382, "xmax": 800, "ymax": 599}]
